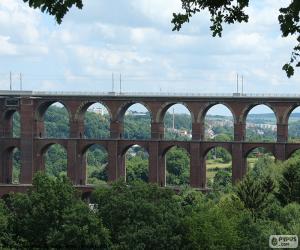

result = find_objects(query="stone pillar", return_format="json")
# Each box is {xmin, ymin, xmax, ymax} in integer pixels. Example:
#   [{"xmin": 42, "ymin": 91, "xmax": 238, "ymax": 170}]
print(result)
[
  {"xmin": 107, "ymin": 141, "xmax": 120, "ymax": 182},
  {"xmin": 151, "ymin": 122, "xmax": 164, "ymax": 139},
  {"xmin": 231, "ymin": 143, "xmax": 245, "ymax": 183},
  {"xmin": 67, "ymin": 140, "xmax": 78, "ymax": 184},
  {"xmin": 274, "ymin": 144, "xmax": 286, "ymax": 161},
  {"xmin": 70, "ymin": 118, "xmax": 84, "ymax": 139},
  {"xmin": 192, "ymin": 122, "xmax": 204, "ymax": 140},
  {"xmin": 110, "ymin": 121, "xmax": 123, "ymax": 139},
  {"xmin": 68, "ymin": 117, "xmax": 82, "ymax": 184},
  {"xmin": 159, "ymin": 154, "xmax": 166, "ymax": 187},
  {"xmin": 119, "ymin": 154, "xmax": 126, "ymax": 180},
  {"xmin": 34, "ymin": 120, "xmax": 44, "ymax": 138},
  {"xmin": 190, "ymin": 143, "xmax": 205, "ymax": 188},
  {"xmin": 277, "ymin": 123, "xmax": 288, "ymax": 143},
  {"xmin": 2, "ymin": 117, "xmax": 12, "ymax": 137},
  {"xmin": 1, "ymin": 149, "xmax": 12, "ymax": 184},
  {"xmin": 148, "ymin": 141, "xmax": 160, "ymax": 184},
  {"xmin": 20, "ymin": 98, "xmax": 34, "ymax": 184},
  {"xmin": 234, "ymin": 122, "xmax": 245, "ymax": 141}
]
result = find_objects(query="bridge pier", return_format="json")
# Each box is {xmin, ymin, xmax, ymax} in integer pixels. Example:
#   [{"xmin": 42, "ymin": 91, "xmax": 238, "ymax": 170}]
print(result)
[
  {"xmin": 148, "ymin": 141, "xmax": 160, "ymax": 184},
  {"xmin": 20, "ymin": 99, "xmax": 34, "ymax": 184},
  {"xmin": 190, "ymin": 143, "xmax": 206, "ymax": 188},
  {"xmin": 277, "ymin": 123, "xmax": 288, "ymax": 143},
  {"xmin": 192, "ymin": 122, "xmax": 204, "ymax": 140},
  {"xmin": 232, "ymin": 143, "xmax": 245, "ymax": 183},
  {"xmin": 67, "ymin": 140, "xmax": 79, "ymax": 184},
  {"xmin": 151, "ymin": 122, "xmax": 164, "ymax": 139},
  {"xmin": 234, "ymin": 122, "xmax": 245, "ymax": 141}
]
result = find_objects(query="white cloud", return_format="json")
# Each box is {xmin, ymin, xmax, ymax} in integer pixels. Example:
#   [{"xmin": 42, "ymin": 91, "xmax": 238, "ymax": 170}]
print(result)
[{"xmin": 0, "ymin": 36, "xmax": 17, "ymax": 55}]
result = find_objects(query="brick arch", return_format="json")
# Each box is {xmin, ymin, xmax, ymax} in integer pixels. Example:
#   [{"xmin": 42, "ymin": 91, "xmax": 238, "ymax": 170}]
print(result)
[
  {"xmin": 2, "ymin": 109, "xmax": 19, "ymax": 120},
  {"xmin": 155, "ymin": 102, "xmax": 195, "ymax": 123},
  {"xmin": 35, "ymin": 100, "xmax": 71, "ymax": 121},
  {"xmin": 198, "ymin": 102, "xmax": 237, "ymax": 124},
  {"xmin": 202, "ymin": 143, "xmax": 232, "ymax": 158},
  {"xmin": 241, "ymin": 103, "xmax": 279, "ymax": 124},
  {"xmin": 39, "ymin": 141, "xmax": 68, "ymax": 156},
  {"xmin": 119, "ymin": 142, "xmax": 149, "ymax": 156},
  {"xmin": 1, "ymin": 109, "xmax": 20, "ymax": 137},
  {"xmin": 160, "ymin": 141, "xmax": 190, "ymax": 156},
  {"xmin": 74, "ymin": 100, "xmax": 112, "ymax": 121},
  {"xmin": 80, "ymin": 142, "xmax": 108, "ymax": 156},
  {"xmin": 116, "ymin": 101, "xmax": 153, "ymax": 122},
  {"xmin": 1, "ymin": 145, "xmax": 21, "ymax": 184},
  {"xmin": 283, "ymin": 103, "xmax": 300, "ymax": 124},
  {"xmin": 286, "ymin": 145, "xmax": 300, "ymax": 159},
  {"xmin": 243, "ymin": 144, "xmax": 275, "ymax": 159},
  {"xmin": 35, "ymin": 101, "xmax": 71, "ymax": 138}
]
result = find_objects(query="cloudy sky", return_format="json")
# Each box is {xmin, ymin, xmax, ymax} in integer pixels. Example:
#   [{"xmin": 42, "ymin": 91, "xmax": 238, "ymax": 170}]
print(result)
[{"xmin": 0, "ymin": 0, "xmax": 299, "ymax": 95}]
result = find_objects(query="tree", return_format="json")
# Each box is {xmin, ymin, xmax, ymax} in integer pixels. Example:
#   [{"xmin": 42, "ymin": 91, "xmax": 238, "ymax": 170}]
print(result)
[
  {"xmin": 172, "ymin": 0, "xmax": 300, "ymax": 77},
  {"xmin": 7, "ymin": 172, "xmax": 111, "ymax": 248},
  {"xmin": 236, "ymin": 174, "xmax": 275, "ymax": 219},
  {"xmin": 92, "ymin": 180, "xmax": 188, "ymax": 249},
  {"xmin": 277, "ymin": 158, "xmax": 300, "ymax": 205},
  {"xmin": 22, "ymin": 0, "xmax": 83, "ymax": 24}
]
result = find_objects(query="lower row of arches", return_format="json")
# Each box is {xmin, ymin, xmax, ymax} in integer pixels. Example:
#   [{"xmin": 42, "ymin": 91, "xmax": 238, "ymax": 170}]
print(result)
[{"xmin": 3, "ymin": 144, "xmax": 299, "ymax": 188}]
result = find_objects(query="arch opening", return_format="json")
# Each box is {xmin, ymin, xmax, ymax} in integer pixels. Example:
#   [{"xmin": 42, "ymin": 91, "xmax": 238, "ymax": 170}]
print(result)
[
  {"xmin": 164, "ymin": 146, "xmax": 190, "ymax": 187},
  {"xmin": 12, "ymin": 147, "xmax": 21, "ymax": 184},
  {"xmin": 245, "ymin": 147, "xmax": 275, "ymax": 176},
  {"xmin": 12, "ymin": 111, "xmax": 20, "ymax": 138},
  {"xmin": 44, "ymin": 144, "xmax": 67, "ymax": 178},
  {"xmin": 204, "ymin": 104, "xmax": 233, "ymax": 141},
  {"xmin": 1, "ymin": 147, "xmax": 21, "ymax": 184},
  {"xmin": 123, "ymin": 145, "xmax": 149, "ymax": 183},
  {"xmin": 84, "ymin": 144, "xmax": 108, "ymax": 185},
  {"xmin": 205, "ymin": 146, "xmax": 232, "ymax": 189},
  {"xmin": 123, "ymin": 103, "xmax": 151, "ymax": 139},
  {"xmin": 163, "ymin": 104, "xmax": 192, "ymax": 141},
  {"xmin": 288, "ymin": 106, "xmax": 300, "ymax": 142},
  {"xmin": 3, "ymin": 110, "xmax": 20, "ymax": 138},
  {"xmin": 84, "ymin": 103, "xmax": 110, "ymax": 139},
  {"xmin": 245, "ymin": 105, "xmax": 277, "ymax": 142},
  {"xmin": 42, "ymin": 102, "xmax": 70, "ymax": 138},
  {"xmin": 288, "ymin": 149, "xmax": 300, "ymax": 160}
]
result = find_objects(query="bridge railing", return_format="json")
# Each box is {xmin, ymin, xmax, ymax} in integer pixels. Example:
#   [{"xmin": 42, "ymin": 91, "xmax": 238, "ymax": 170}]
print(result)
[{"xmin": 1, "ymin": 90, "xmax": 300, "ymax": 98}]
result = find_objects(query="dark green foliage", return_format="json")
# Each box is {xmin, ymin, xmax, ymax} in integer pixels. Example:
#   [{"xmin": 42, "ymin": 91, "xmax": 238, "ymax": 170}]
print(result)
[
  {"xmin": 45, "ymin": 144, "xmax": 67, "ymax": 177},
  {"xmin": 23, "ymin": 0, "xmax": 83, "ymax": 24},
  {"xmin": 236, "ymin": 174, "xmax": 275, "ymax": 219},
  {"xmin": 12, "ymin": 112, "xmax": 20, "ymax": 138},
  {"xmin": 92, "ymin": 180, "xmax": 186, "ymax": 250},
  {"xmin": 0, "ymin": 200, "xmax": 13, "ymax": 247},
  {"xmin": 277, "ymin": 158, "xmax": 300, "ymax": 205},
  {"xmin": 45, "ymin": 106, "xmax": 69, "ymax": 138},
  {"xmin": 213, "ymin": 169, "xmax": 232, "ymax": 189},
  {"xmin": 126, "ymin": 150, "xmax": 149, "ymax": 183},
  {"xmin": 166, "ymin": 147, "xmax": 190, "ymax": 185},
  {"xmin": 124, "ymin": 113, "xmax": 151, "ymax": 139},
  {"xmin": 207, "ymin": 146, "xmax": 232, "ymax": 163},
  {"xmin": 84, "ymin": 113, "xmax": 110, "ymax": 139},
  {"xmin": 6, "ymin": 172, "xmax": 111, "ymax": 248}
]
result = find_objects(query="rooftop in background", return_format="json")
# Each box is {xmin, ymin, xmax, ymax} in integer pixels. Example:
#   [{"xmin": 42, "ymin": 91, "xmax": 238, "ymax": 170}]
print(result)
[{"xmin": 1, "ymin": 90, "xmax": 300, "ymax": 98}]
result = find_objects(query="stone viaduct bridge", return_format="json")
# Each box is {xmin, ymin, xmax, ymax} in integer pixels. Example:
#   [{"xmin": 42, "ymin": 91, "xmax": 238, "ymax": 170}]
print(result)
[{"xmin": 1, "ymin": 90, "xmax": 300, "ymax": 196}]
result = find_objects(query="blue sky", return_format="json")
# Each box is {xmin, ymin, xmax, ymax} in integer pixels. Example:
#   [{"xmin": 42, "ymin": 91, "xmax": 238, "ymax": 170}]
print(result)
[{"xmin": 0, "ymin": 0, "xmax": 299, "ymax": 97}]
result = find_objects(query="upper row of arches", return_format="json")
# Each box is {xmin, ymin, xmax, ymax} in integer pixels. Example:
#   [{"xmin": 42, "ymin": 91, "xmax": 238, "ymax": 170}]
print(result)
[
  {"xmin": 34, "ymin": 99, "xmax": 300, "ymax": 124},
  {"xmin": 4, "ymin": 101, "xmax": 300, "ymax": 142}
]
